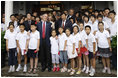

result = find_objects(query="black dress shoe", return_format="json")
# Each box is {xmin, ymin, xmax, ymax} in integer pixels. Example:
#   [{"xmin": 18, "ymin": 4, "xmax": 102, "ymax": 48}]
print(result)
[
  {"xmin": 41, "ymin": 68, "xmax": 46, "ymax": 72},
  {"xmin": 48, "ymin": 68, "xmax": 51, "ymax": 72}
]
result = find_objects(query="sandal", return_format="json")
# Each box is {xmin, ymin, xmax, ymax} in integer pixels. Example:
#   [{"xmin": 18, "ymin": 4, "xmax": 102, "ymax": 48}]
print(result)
[
  {"xmin": 28, "ymin": 68, "xmax": 33, "ymax": 73},
  {"xmin": 33, "ymin": 68, "xmax": 37, "ymax": 74},
  {"xmin": 70, "ymin": 69, "xmax": 75, "ymax": 75}
]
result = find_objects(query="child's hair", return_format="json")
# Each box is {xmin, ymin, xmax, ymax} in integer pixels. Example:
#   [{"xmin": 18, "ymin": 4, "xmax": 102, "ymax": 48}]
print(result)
[
  {"xmin": 84, "ymin": 15, "xmax": 89, "ymax": 21},
  {"xmin": 10, "ymin": 14, "xmax": 15, "ymax": 18},
  {"xmin": 97, "ymin": 14, "xmax": 103, "ymax": 19},
  {"xmin": 98, "ymin": 22, "xmax": 104, "ymax": 26},
  {"xmin": 51, "ymin": 29, "xmax": 56, "ymax": 33},
  {"xmin": 9, "ymin": 22, "xmax": 14, "ymax": 28},
  {"xmin": 79, "ymin": 20, "xmax": 84, "ymax": 25},
  {"xmin": 109, "ymin": 10, "xmax": 116, "ymax": 15},
  {"xmin": 73, "ymin": 25, "xmax": 79, "ymax": 30},
  {"xmin": 85, "ymin": 25, "xmax": 91, "ymax": 30},
  {"xmin": 65, "ymin": 28, "xmax": 71, "ymax": 31},
  {"xmin": 104, "ymin": 8, "xmax": 110, "ymax": 11},
  {"xmin": 19, "ymin": 23, "xmax": 25, "ymax": 27},
  {"xmin": 91, "ymin": 14, "xmax": 96, "ymax": 18},
  {"xmin": 58, "ymin": 27, "xmax": 63, "ymax": 30},
  {"xmin": 31, "ymin": 22, "xmax": 36, "ymax": 27}
]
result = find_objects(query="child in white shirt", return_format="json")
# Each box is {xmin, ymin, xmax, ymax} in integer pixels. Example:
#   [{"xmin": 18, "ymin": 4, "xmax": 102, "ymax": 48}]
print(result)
[
  {"xmin": 16, "ymin": 23, "xmax": 29, "ymax": 72},
  {"xmin": 65, "ymin": 28, "xmax": 78, "ymax": 75},
  {"xmin": 4, "ymin": 23, "xmax": 17, "ymax": 73},
  {"xmin": 72, "ymin": 26, "xmax": 81, "ymax": 75},
  {"xmin": 90, "ymin": 15, "xmax": 98, "ymax": 35},
  {"xmin": 85, "ymin": 25, "xmax": 97, "ymax": 76},
  {"xmin": 79, "ymin": 22, "xmax": 89, "ymax": 74},
  {"xmin": 58, "ymin": 27, "xmax": 68, "ymax": 72},
  {"xmin": 28, "ymin": 23, "xmax": 40, "ymax": 74},
  {"xmin": 96, "ymin": 22, "xmax": 112, "ymax": 74},
  {"xmin": 50, "ymin": 29, "xmax": 60, "ymax": 72}
]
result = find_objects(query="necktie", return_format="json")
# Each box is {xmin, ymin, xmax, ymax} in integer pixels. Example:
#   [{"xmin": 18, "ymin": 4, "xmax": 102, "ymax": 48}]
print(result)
[
  {"xmin": 62, "ymin": 21, "xmax": 64, "ymax": 29},
  {"xmin": 42, "ymin": 22, "xmax": 45, "ymax": 39}
]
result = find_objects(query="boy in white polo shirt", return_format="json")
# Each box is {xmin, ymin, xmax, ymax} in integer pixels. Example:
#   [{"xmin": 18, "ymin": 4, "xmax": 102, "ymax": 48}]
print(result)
[
  {"xmin": 28, "ymin": 23, "xmax": 40, "ymax": 74},
  {"xmin": 16, "ymin": 23, "xmax": 29, "ymax": 72},
  {"xmin": 58, "ymin": 27, "xmax": 68, "ymax": 72},
  {"xmin": 85, "ymin": 25, "xmax": 97, "ymax": 76},
  {"xmin": 4, "ymin": 23, "xmax": 17, "ymax": 73}
]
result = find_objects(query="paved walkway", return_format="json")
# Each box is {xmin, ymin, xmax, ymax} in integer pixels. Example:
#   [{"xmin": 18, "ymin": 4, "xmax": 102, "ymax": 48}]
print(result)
[{"xmin": 1, "ymin": 60, "xmax": 117, "ymax": 77}]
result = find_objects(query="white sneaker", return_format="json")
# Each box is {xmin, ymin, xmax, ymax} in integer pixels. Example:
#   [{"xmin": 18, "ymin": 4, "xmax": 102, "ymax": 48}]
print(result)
[
  {"xmin": 23, "ymin": 65, "xmax": 27, "ymax": 72},
  {"xmin": 16, "ymin": 65, "xmax": 22, "ymax": 72},
  {"xmin": 107, "ymin": 68, "xmax": 111, "ymax": 74},
  {"xmin": 8, "ymin": 66, "xmax": 12, "ymax": 73},
  {"xmin": 82, "ymin": 66, "xmax": 86, "ymax": 72},
  {"xmin": 67, "ymin": 68, "xmax": 72, "ymax": 72},
  {"xmin": 11, "ymin": 65, "xmax": 15, "ymax": 72},
  {"xmin": 63, "ymin": 67, "xmax": 67, "ymax": 72},
  {"xmin": 89, "ymin": 71, "xmax": 95, "ymax": 76},
  {"xmin": 102, "ymin": 67, "xmax": 107, "ymax": 73},
  {"xmin": 85, "ymin": 67, "xmax": 89, "ymax": 74},
  {"xmin": 89, "ymin": 69, "xmax": 95, "ymax": 76}
]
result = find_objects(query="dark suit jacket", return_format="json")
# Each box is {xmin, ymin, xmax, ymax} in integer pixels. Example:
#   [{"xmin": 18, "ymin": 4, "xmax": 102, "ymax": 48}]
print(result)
[
  {"xmin": 37, "ymin": 21, "xmax": 52, "ymax": 46},
  {"xmin": 24, "ymin": 20, "xmax": 35, "ymax": 31},
  {"xmin": 55, "ymin": 19, "xmax": 73, "ymax": 33}
]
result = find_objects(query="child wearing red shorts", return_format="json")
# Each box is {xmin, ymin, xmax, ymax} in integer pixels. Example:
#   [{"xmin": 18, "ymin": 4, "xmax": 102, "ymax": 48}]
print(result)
[{"xmin": 79, "ymin": 22, "xmax": 89, "ymax": 74}]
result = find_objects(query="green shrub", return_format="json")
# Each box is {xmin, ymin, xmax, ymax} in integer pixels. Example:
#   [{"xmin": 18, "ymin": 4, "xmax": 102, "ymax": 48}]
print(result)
[{"xmin": 1, "ymin": 31, "xmax": 6, "ymax": 52}]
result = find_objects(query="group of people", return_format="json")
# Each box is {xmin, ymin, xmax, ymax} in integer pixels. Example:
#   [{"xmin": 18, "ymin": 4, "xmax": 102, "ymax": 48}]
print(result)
[{"xmin": 2, "ymin": 7, "xmax": 117, "ymax": 76}]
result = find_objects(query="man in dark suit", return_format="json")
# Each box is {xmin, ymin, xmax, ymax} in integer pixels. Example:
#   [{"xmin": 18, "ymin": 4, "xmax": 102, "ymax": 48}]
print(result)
[
  {"xmin": 55, "ymin": 12, "xmax": 73, "ymax": 33},
  {"xmin": 37, "ymin": 13, "xmax": 52, "ymax": 72},
  {"xmin": 67, "ymin": 9, "xmax": 75, "ymax": 23},
  {"xmin": 24, "ymin": 13, "xmax": 34, "ymax": 31}
]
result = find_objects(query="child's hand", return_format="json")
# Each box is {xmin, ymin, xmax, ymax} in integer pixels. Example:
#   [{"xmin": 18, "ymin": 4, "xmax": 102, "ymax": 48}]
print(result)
[
  {"xmin": 93, "ymin": 51, "xmax": 96, "ymax": 55},
  {"xmin": 6, "ymin": 47, "xmax": 9, "ymax": 52},
  {"xmin": 36, "ymin": 48, "xmax": 39, "ymax": 52},
  {"xmin": 78, "ymin": 50, "xmax": 80, "ymax": 54},
  {"xmin": 72, "ymin": 51, "xmax": 75, "ymax": 54},
  {"xmin": 110, "ymin": 47, "xmax": 112, "ymax": 52},
  {"xmin": 25, "ymin": 47, "xmax": 28, "ymax": 52}
]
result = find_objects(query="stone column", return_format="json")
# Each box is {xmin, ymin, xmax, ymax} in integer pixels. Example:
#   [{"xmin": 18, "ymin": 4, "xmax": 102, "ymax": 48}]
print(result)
[{"xmin": 5, "ymin": 1, "xmax": 13, "ymax": 30}]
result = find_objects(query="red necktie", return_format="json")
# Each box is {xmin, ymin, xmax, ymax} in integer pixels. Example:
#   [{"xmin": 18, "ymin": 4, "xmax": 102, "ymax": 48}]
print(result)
[
  {"xmin": 42, "ymin": 22, "xmax": 45, "ymax": 39},
  {"xmin": 62, "ymin": 21, "xmax": 64, "ymax": 29}
]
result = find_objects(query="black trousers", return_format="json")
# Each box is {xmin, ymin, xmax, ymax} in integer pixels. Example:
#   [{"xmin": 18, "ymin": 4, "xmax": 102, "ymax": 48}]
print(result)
[
  {"xmin": 8, "ymin": 48, "xmax": 17, "ymax": 66},
  {"xmin": 40, "ymin": 39, "xmax": 52, "ymax": 69}
]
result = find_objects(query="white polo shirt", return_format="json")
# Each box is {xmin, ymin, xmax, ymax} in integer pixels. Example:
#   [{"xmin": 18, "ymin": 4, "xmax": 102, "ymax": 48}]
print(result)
[
  {"xmin": 109, "ymin": 20, "xmax": 117, "ymax": 37},
  {"xmin": 87, "ymin": 33, "xmax": 97, "ymax": 52},
  {"xmin": 95, "ymin": 30, "xmax": 110, "ymax": 48},
  {"xmin": 58, "ymin": 33, "xmax": 67, "ymax": 51},
  {"xmin": 79, "ymin": 30, "xmax": 88, "ymax": 46},
  {"xmin": 28, "ymin": 30, "xmax": 40, "ymax": 49},
  {"xmin": 50, "ymin": 37, "xmax": 59, "ymax": 54},
  {"xmin": 84, "ymin": 21, "xmax": 91, "ymax": 27},
  {"xmin": 4, "ymin": 29, "xmax": 17, "ymax": 49},
  {"xmin": 16, "ymin": 30, "xmax": 29, "ymax": 49},
  {"xmin": 66, "ymin": 34, "xmax": 76, "ymax": 46},
  {"xmin": 90, "ymin": 21, "xmax": 98, "ymax": 34},
  {"xmin": 72, "ymin": 33, "xmax": 81, "ymax": 48}
]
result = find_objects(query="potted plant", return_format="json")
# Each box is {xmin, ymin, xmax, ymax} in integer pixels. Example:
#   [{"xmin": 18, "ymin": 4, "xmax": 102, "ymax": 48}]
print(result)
[
  {"xmin": 1, "ymin": 31, "xmax": 6, "ymax": 68},
  {"xmin": 111, "ymin": 35, "xmax": 117, "ymax": 69}
]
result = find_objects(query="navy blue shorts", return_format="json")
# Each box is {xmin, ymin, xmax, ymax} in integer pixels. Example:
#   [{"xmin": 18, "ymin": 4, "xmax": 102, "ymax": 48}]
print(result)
[
  {"xmin": 88, "ymin": 51, "xmax": 96, "ymax": 60},
  {"xmin": 28, "ymin": 49, "xmax": 38, "ymax": 58}
]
